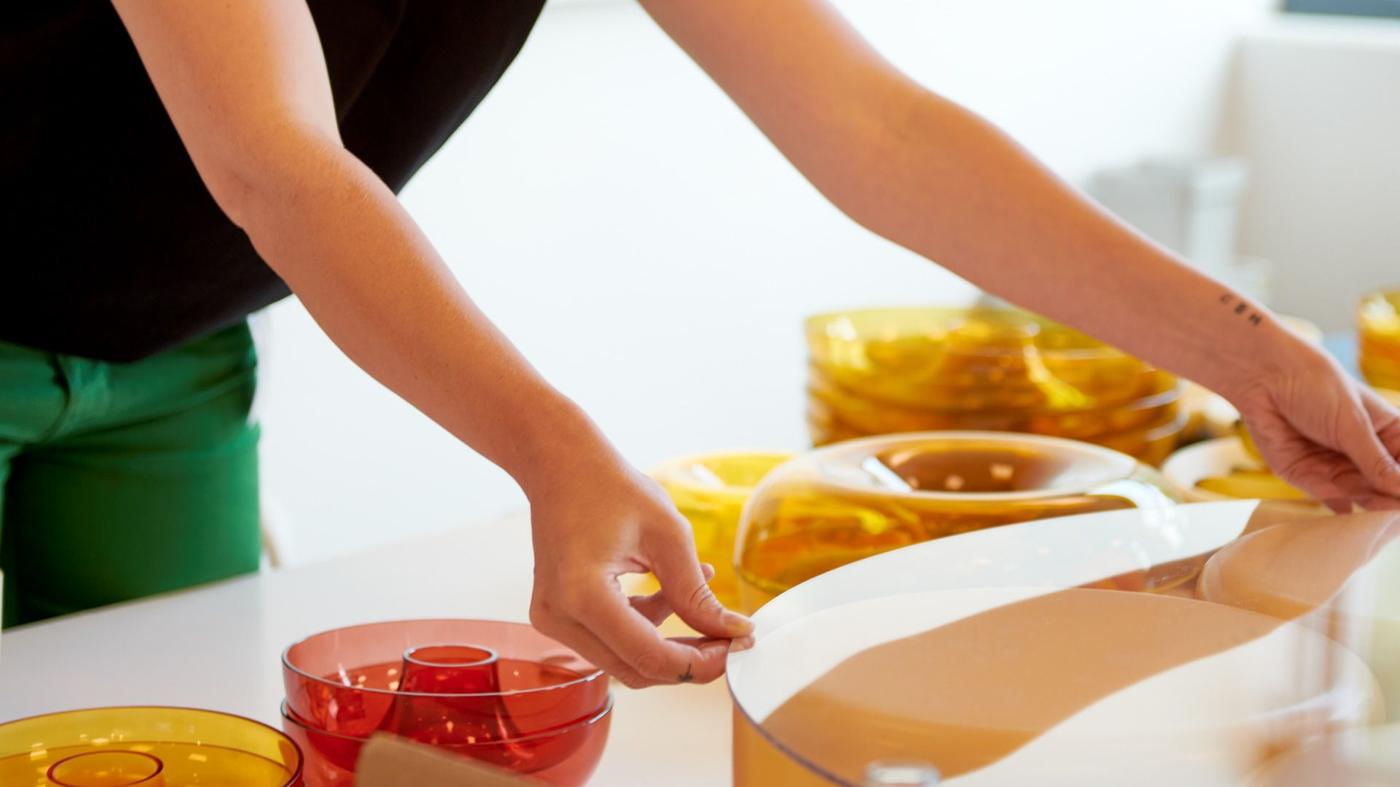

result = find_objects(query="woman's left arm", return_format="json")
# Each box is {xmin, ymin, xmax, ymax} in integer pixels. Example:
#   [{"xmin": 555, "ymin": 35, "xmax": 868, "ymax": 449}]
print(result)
[{"xmin": 641, "ymin": 0, "xmax": 1400, "ymax": 506}]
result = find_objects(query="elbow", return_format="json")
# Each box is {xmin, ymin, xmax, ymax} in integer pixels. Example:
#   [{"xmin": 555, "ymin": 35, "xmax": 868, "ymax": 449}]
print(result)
[
  {"xmin": 818, "ymin": 86, "xmax": 999, "ymax": 260},
  {"xmin": 805, "ymin": 85, "xmax": 943, "ymax": 243},
  {"xmin": 202, "ymin": 165, "xmax": 259, "ymax": 233},
  {"xmin": 197, "ymin": 129, "xmax": 354, "ymax": 239}
]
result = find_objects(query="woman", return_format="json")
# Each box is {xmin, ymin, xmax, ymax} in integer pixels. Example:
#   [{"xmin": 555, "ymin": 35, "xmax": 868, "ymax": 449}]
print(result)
[{"xmin": 3, "ymin": 0, "xmax": 1396, "ymax": 690}]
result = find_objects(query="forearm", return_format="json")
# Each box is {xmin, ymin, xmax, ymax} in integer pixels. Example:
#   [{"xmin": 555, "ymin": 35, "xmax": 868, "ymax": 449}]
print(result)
[
  {"xmin": 837, "ymin": 89, "xmax": 1300, "ymax": 400},
  {"xmin": 235, "ymin": 141, "xmax": 605, "ymax": 492},
  {"xmin": 645, "ymin": 0, "xmax": 1301, "ymax": 401}
]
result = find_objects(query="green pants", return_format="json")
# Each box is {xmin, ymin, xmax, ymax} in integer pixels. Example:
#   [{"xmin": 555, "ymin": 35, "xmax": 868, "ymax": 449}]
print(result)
[{"xmin": 0, "ymin": 323, "xmax": 261, "ymax": 628}]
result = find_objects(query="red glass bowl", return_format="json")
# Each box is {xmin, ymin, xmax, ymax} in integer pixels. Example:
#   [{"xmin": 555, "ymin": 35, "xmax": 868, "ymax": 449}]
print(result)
[
  {"xmin": 282, "ymin": 620, "xmax": 608, "ymax": 743},
  {"xmin": 280, "ymin": 698, "xmax": 613, "ymax": 787}
]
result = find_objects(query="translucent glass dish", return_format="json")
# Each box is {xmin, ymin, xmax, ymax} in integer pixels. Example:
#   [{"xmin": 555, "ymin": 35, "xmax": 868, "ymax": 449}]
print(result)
[
  {"xmin": 1359, "ymin": 290, "xmax": 1400, "ymax": 390},
  {"xmin": 652, "ymin": 451, "xmax": 795, "ymax": 608},
  {"xmin": 281, "ymin": 697, "xmax": 612, "ymax": 787},
  {"xmin": 1197, "ymin": 510, "xmax": 1400, "ymax": 718},
  {"xmin": 0, "ymin": 706, "xmax": 302, "ymax": 786},
  {"xmin": 282, "ymin": 620, "xmax": 608, "ymax": 742},
  {"xmin": 804, "ymin": 307, "xmax": 1183, "ymax": 463},
  {"xmin": 733, "ymin": 432, "xmax": 1180, "ymax": 612},
  {"xmin": 728, "ymin": 501, "xmax": 1387, "ymax": 786},
  {"xmin": 730, "ymin": 585, "xmax": 1379, "ymax": 786}
]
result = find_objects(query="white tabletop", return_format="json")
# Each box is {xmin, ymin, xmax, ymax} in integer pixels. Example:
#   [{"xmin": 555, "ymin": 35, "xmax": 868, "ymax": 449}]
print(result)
[{"xmin": 0, "ymin": 513, "xmax": 731, "ymax": 786}]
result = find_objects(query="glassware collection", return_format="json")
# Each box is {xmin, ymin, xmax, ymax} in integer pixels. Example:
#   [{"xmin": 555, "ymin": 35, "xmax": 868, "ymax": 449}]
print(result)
[{"xmin": 6, "ymin": 294, "xmax": 1397, "ymax": 785}]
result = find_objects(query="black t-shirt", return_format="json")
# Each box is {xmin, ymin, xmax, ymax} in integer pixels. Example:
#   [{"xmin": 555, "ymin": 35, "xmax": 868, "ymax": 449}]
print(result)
[{"xmin": 1, "ymin": 0, "xmax": 545, "ymax": 361}]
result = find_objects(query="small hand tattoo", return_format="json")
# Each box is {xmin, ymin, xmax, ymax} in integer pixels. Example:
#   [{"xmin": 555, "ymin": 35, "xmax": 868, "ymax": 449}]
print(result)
[{"xmin": 677, "ymin": 663, "xmax": 694, "ymax": 683}]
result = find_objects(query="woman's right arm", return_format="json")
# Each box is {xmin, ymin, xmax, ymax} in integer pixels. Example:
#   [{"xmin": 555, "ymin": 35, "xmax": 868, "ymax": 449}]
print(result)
[{"xmin": 112, "ymin": 0, "xmax": 749, "ymax": 687}]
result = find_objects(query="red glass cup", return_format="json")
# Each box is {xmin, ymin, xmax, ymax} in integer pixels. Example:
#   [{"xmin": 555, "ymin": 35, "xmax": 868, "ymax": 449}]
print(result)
[
  {"xmin": 280, "ymin": 698, "xmax": 613, "ymax": 787},
  {"xmin": 382, "ymin": 643, "xmax": 505, "ymax": 744},
  {"xmin": 282, "ymin": 620, "xmax": 609, "ymax": 742},
  {"xmin": 399, "ymin": 644, "xmax": 499, "ymax": 693}
]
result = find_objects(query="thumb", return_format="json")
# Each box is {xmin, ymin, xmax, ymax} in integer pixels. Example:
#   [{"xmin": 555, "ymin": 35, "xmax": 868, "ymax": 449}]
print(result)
[{"xmin": 648, "ymin": 525, "xmax": 752, "ymax": 639}]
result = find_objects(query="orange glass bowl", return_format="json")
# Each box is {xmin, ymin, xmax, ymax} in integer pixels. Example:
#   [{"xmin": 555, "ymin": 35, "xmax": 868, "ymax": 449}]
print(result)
[
  {"xmin": 0, "ymin": 706, "xmax": 302, "ymax": 787},
  {"xmin": 1359, "ymin": 290, "xmax": 1400, "ymax": 390},
  {"xmin": 733, "ymin": 432, "xmax": 1181, "ymax": 612},
  {"xmin": 282, "ymin": 620, "xmax": 608, "ymax": 744},
  {"xmin": 281, "ymin": 698, "xmax": 612, "ymax": 787}
]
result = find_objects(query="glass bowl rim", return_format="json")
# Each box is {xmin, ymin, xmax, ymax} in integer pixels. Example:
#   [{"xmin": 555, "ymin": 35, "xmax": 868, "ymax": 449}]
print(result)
[
  {"xmin": 651, "ymin": 450, "xmax": 798, "ymax": 499},
  {"xmin": 806, "ymin": 368, "xmax": 1181, "ymax": 418},
  {"xmin": 281, "ymin": 619, "xmax": 607, "ymax": 699},
  {"xmin": 277, "ymin": 694, "xmax": 614, "ymax": 745},
  {"xmin": 797, "ymin": 431, "xmax": 1146, "ymax": 502},
  {"xmin": 0, "ymin": 705, "xmax": 304, "ymax": 785},
  {"xmin": 804, "ymin": 306, "xmax": 1132, "ymax": 362}
]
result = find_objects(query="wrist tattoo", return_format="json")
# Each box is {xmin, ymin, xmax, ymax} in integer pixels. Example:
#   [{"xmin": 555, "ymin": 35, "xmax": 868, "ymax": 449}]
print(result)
[{"xmin": 1219, "ymin": 293, "xmax": 1263, "ymax": 327}]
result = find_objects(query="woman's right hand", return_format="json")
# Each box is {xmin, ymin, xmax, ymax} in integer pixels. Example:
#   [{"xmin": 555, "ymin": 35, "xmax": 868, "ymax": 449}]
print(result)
[
  {"xmin": 1228, "ymin": 336, "xmax": 1400, "ymax": 511},
  {"xmin": 522, "ymin": 438, "xmax": 754, "ymax": 689}
]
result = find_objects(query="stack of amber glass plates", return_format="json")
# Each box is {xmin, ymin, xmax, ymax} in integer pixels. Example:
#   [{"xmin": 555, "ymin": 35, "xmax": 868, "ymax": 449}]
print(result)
[
  {"xmin": 1359, "ymin": 290, "xmax": 1400, "ymax": 391},
  {"xmin": 806, "ymin": 307, "xmax": 1184, "ymax": 464}
]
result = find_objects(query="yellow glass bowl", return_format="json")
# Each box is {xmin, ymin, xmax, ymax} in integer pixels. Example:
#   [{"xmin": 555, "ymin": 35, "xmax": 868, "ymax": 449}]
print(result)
[
  {"xmin": 0, "ymin": 707, "xmax": 303, "ymax": 786},
  {"xmin": 1359, "ymin": 290, "xmax": 1400, "ymax": 390},
  {"xmin": 651, "ymin": 452, "xmax": 795, "ymax": 608},
  {"xmin": 806, "ymin": 307, "xmax": 1159, "ymax": 413},
  {"xmin": 732, "ymin": 432, "xmax": 1180, "ymax": 612}
]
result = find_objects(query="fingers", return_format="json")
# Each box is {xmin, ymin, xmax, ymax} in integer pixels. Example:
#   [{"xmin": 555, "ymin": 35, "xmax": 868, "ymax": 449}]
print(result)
[
  {"xmin": 1248, "ymin": 409, "xmax": 1351, "ymax": 499},
  {"xmin": 1362, "ymin": 388, "xmax": 1400, "ymax": 459},
  {"xmin": 626, "ymin": 563, "xmax": 715, "ymax": 627},
  {"xmin": 539, "ymin": 616, "xmax": 649, "ymax": 688},
  {"xmin": 1334, "ymin": 396, "xmax": 1400, "ymax": 497},
  {"xmin": 537, "ymin": 578, "xmax": 731, "ymax": 688},
  {"xmin": 646, "ymin": 520, "xmax": 753, "ymax": 640},
  {"xmin": 628, "ymin": 590, "xmax": 674, "ymax": 627},
  {"xmin": 1274, "ymin": 443, "xmax": 1374, "ymax": 501},
  {"xmin": 1349, "ymin": 494, "xmax": 1400, "ymax": 512}
]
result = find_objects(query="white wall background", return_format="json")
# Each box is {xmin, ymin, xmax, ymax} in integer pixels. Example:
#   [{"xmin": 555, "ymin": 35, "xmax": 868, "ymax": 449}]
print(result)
[
  {"xmin": 259, "ymin": 0, "xmax": 1277, "ymax": 564},
  {"xmin": 1225, "ymin": 14, "xmax": 1400, "ymax": 331}
]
